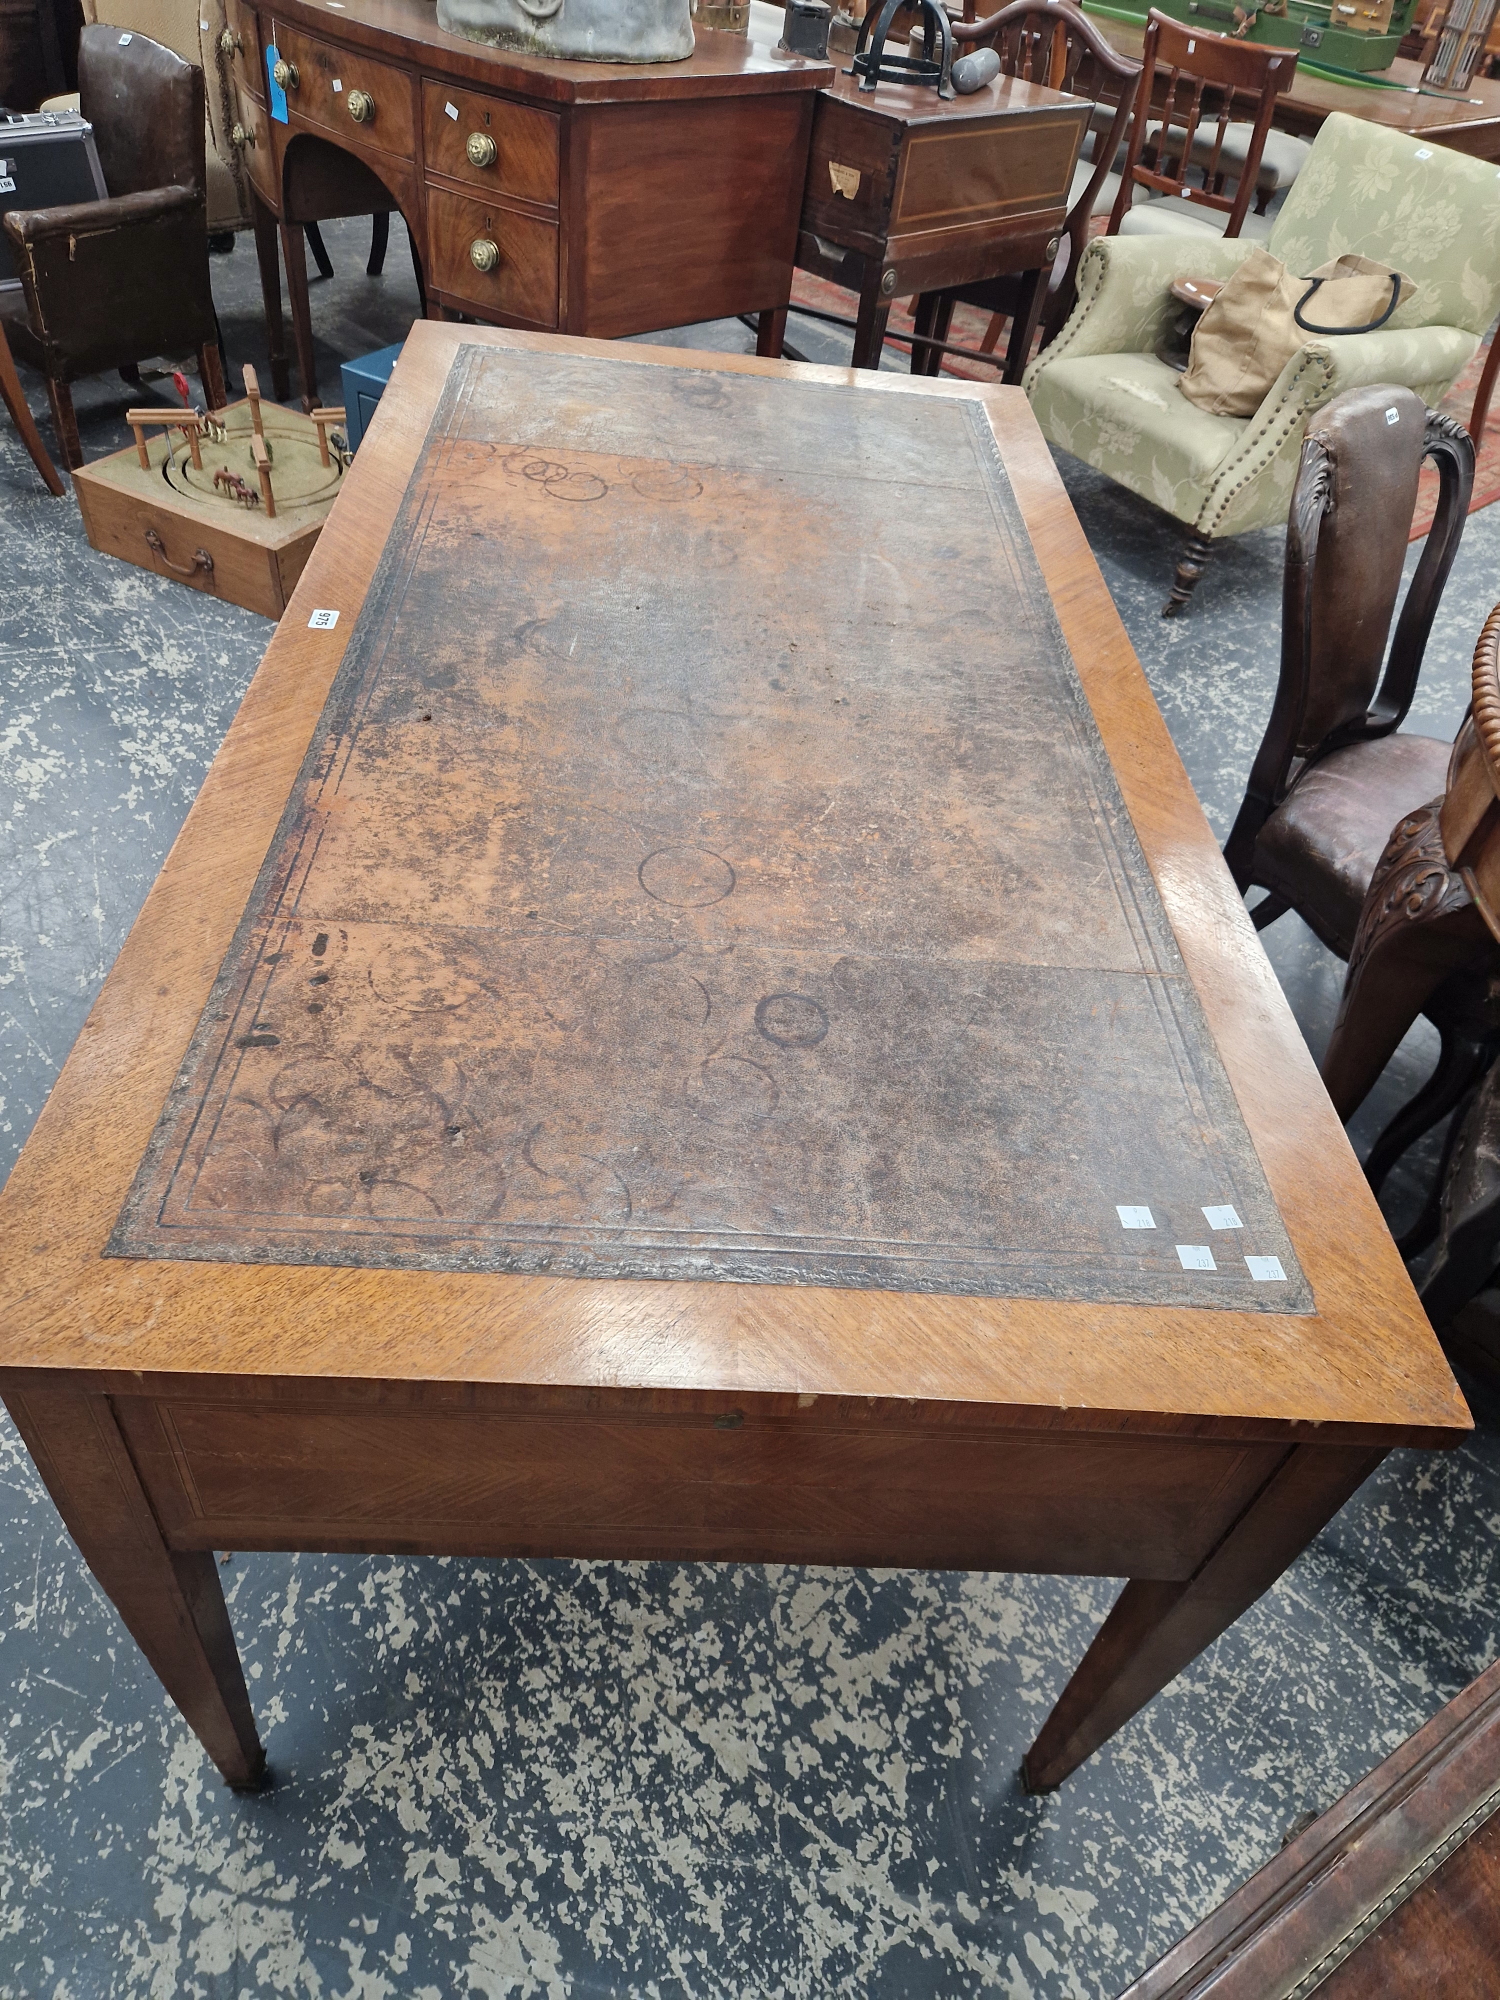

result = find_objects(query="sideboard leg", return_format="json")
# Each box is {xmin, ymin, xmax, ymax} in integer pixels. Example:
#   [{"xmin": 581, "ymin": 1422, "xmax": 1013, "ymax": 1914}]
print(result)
[
  {"xmin": 2, "ymin": 1385, "xmax": 267, "ymax": 1791},
  {"xmin": 279, "ymin": 219, "xmax": 319, "ymax": 410},
  {"xmin": 250, "ymin": 193, "xmax": 290, "ymax": 404},
  {"xmin": 1021, "ymin": 1443, "xmax": 1385, "ymax": 1793}
]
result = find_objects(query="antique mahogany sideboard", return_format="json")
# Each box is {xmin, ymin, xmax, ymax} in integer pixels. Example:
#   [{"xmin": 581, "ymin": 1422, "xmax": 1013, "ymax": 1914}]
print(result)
[
  {"xmin": 756, "ymin": 66, "xmax": 1088, "ymax": 374},
  {"xmin": 0, "ymin": 325, "xmax": 1470, "ymax": 1801},
  {"xmin": 221, "ymin": 0, "xmax": 832, "ymax": 400}
]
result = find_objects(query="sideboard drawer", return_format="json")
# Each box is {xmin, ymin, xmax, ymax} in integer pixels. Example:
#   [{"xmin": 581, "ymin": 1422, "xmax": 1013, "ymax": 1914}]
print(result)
[
  {"xmin": 426, "ymin": 183, "xmax": 559, "ymax": 326},
  {"xmin": 268, "ymin": 21, "xmax": 415, "ymax": 162},
  {"xmin": 231, "ymin": 78, "xmax": 276, "ymax": 206},
  {"xmin": 422, "ymin": 81, "xmax": 559, "ymax": 207},
  {"xmin": 221, "ymin": 0, "xmax": 263, "ymax": 104}
]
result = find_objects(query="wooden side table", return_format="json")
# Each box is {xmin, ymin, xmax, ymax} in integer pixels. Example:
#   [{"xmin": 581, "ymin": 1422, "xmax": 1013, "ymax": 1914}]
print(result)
[{"xmin": 756, "ymin": 67, "xmax": 1088, "ymax": 373}]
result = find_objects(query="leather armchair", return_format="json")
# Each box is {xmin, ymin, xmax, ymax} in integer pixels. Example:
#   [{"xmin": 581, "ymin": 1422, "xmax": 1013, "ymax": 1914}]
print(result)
[
  {"xmin": 1, "ymin": 24, "xmax": 225, "ymax": 467},
  {"xmin": 1024, "ymin": 111, "xmax": 1500, "ymax": 613}
]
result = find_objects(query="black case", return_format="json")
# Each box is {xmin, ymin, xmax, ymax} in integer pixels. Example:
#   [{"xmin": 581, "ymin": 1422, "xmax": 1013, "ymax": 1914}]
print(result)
[{"xmin": 0, "ymin": 110, "xmax": 107, "ymax": 294}]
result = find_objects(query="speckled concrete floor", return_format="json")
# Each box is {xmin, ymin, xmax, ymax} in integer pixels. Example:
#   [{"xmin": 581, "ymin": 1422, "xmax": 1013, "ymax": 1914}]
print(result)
[{"xmin": 1, "ymin": 215, "xmax": 1498, "ymax": 2000}]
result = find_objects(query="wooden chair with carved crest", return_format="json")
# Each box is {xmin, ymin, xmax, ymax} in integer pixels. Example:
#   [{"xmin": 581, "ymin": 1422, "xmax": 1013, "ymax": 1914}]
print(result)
[
  {"xmin": 1222, "ymin": 382, "xmax": 1488, "ymax": 1243},
  {"xmin": 908, "ymin": 0, "xmax": 1140, "ymax": 376}
]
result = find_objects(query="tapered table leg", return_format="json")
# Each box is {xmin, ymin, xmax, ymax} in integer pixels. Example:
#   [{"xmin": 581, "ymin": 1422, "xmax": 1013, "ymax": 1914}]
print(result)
[
  {"xmin": 4, "ymin": 1385, "xmax": 266, "ymax": 1790},
  {"xmin": 278, "ymin": 218, "xmax": 318, "ymax": 410},
  {"xmin": 1022, "ymin": 1443, "xmax": 1385, "ymax": 1793},
  {"xmin": 851, "ymin": 269, "xmax": 894, "ymax": 372},
  {"xmin": 251, "ymin": 194, "xmax": 290, "ymax": 404},
  {"xmin": 1001, "ymin": 266, "xmax": 1048, "ymax": 386}
]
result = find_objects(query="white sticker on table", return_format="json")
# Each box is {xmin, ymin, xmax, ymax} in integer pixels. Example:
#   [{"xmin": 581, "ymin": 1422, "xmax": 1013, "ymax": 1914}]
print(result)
[
  {"xmin": 118, "ymin": 31, "xmax": 132, "ymax": 42},
  {"xmin": 1117, "ymin": 1205, "xmax": 1154, "ymax": 1230},
  {"xmin": 308, "ymin": 608, "xmax": 340, "ymax": 630},
  {"xmin": 445, "ymin": 100, "xmax": 459, "ymax": 119},
  {"xmin": 1246, "ymin": 1255, "xmax": 1286, "ymax": 1282},
  {"xmin": 1177, "ymin": 1244, "xmax": 1215, "ymax": 1271},
  {"xmin": 331, "ymin": 77, "xmax": 343, "ymax": 91},
  {"xmin": 1202, "ymin": 1205, "xmax": 1242, "ymax": 1231}
]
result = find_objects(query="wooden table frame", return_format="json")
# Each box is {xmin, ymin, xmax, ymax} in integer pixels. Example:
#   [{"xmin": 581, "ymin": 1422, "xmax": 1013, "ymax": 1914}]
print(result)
[{"xmin": 0, "ymin": 325, "xmax": 1469, "ymax": 1799}]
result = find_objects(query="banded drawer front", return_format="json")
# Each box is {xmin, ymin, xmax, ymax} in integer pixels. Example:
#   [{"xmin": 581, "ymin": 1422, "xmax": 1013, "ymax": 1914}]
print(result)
[
  {"xmin": 267, "ymin": 20, "xmax": 416, "ymax": 162},
  {"xmin": 422, "ymin": 81, "xmax": 559, "ymax": 207},
  {"xmin": 425, "ymin": 183, "xmax": 559, "ymax": 327}
]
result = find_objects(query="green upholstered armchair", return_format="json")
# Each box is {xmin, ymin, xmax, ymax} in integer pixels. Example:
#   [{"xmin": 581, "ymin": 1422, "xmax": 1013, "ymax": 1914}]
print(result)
[{"xmin": 1024, "ymin": 112, "xmax": 1500, "ymax": 613}]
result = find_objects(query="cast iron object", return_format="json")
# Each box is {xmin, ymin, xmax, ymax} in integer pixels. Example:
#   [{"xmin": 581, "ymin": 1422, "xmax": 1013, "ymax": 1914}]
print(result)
[
  {"xmin": 849, "ymin": 0, "xmax": 954, "ymax": 97},
  {"xmin": 780, "ymin": 0, "xmax": 832, "ymax": 56}
]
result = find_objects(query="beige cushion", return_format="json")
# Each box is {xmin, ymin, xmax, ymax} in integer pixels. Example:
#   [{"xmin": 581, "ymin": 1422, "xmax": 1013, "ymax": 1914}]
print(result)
[
  {"xmin": 1149, "ymin": 120, "xmax": 1313, "ymax": 195},
  {"xmin": 1117, "ymin": 196, "xmax": 1276, "ymax": 243},
  {"xmin": 1069, "ymin": 158, "xmax": 1125, "ymax": 220}
]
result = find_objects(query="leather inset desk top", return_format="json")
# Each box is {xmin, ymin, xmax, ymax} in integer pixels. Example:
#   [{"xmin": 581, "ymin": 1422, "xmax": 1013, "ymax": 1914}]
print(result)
[{"xmin": 109, "ymin": 345, "xmax": 1309, "ymax": 1309}]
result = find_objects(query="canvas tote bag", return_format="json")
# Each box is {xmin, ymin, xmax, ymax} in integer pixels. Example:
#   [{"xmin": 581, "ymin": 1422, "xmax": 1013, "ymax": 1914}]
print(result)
[{"xmin": 1179, "ymin": 249, "xmax": 1413, "ymax": 418}]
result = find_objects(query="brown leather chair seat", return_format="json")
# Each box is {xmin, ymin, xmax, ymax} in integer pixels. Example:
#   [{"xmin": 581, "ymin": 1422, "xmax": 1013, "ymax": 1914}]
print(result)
[{"xmin": 1253, "ymin": 732, "xmax": 1453, "ymax": 958}]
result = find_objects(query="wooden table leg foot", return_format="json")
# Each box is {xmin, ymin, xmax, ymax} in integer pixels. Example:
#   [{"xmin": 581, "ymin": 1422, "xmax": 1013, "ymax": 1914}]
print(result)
[
  {"xmin": 1021, "ymin": 1444, "xmax": 1386, "ymax": 1792},
  {"xmin": 3, "ymin": 1387, "xmax": 267, "ymax": 1790}
]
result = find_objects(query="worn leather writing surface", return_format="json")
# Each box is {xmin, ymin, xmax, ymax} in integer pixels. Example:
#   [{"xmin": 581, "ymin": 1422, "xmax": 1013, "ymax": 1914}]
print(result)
[{"xmin": 110, "ymin": 345, "xmax": 1309, "ymax": 1309}]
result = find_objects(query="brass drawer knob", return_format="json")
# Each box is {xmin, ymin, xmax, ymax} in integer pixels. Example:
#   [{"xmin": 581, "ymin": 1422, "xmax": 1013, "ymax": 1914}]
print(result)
[
  {"xmin": 230, "ymin": 120, "xmax": 255, "ymax": 148},
  {"xmin": 464, "ymin": 130, "xmax": 497, "ymax": 169},
  {"xmin": 346, "ymin": 87, "xmax": 375, "ymax": 123},
  {"xmin": 218, "ymin": 27, "xmax": 241, "ymax": 55},
  {"xmin": 469, "ymin": 237, "xmax": 499, "ymax": 273},
  {"xmin": 272, "ymin": 57, "xmax": 298, "ymax": 88}
]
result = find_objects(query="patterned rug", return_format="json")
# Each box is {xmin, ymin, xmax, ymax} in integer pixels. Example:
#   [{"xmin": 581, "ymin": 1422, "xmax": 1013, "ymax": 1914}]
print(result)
[{"xmin": 784, "ymin": 274, "xmax": 1499, "ymax": 541}]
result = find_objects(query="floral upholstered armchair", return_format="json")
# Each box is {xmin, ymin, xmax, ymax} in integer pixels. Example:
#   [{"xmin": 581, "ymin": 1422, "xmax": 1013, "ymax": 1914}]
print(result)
[{"xmin": 1024, "ymin": 112, "xmax": 1500, "ymax": 613}]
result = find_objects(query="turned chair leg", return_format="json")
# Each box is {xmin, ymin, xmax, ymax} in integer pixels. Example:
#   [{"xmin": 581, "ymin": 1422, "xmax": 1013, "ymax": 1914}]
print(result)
[
  {"xmin": 44, "ymin": 374, "xmax": 82, "ymax": 470},
  {"xmin": 1164, "ymin": 531, "xmax": 1213, "ymax": 617},
  {"xmin": 367, "ymin": 211, "xmax": 390, "ymax": 277}
]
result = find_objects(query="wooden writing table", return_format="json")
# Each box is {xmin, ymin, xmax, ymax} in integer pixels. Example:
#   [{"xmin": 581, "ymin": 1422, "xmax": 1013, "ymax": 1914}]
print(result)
[
  {"xmin": 1091, "ymin": 11, "xmax": 1500, "ymax": 158},
  {"xmin": 756, "ymin": 66, "xmax": 1089, "ymax": 373},
  {"xmin": 0, "ymin": 324, "xmax": 1469, "ymax": 1798}
]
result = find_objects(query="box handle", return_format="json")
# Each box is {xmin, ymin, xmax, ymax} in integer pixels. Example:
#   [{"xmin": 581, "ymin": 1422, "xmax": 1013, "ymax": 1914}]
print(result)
[{"xmin": 144, "ymin": 527, "xmax": 216, "ymax": 581}]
